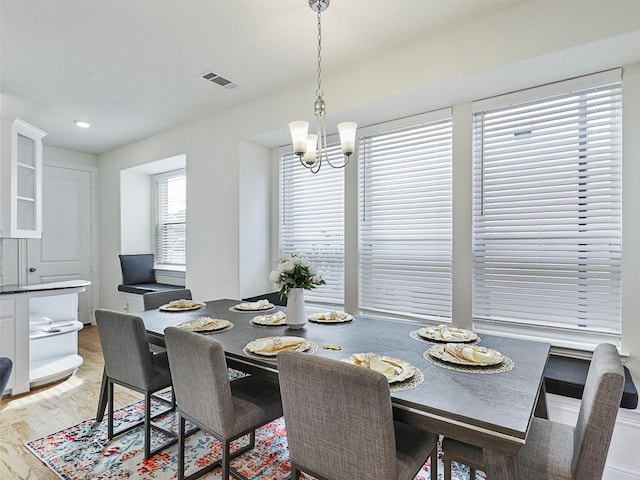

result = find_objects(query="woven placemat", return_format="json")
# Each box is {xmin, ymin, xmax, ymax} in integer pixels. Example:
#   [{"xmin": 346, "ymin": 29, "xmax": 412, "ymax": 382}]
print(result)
[
  {"xmin": 409, "ymin": 329, "xmax": 480, "ymax": 345},
  {"xmin": 242, "ymin": 341, "xmax": 319, "ymax": 362},
  {"xmin": 423, "ymin": 350, "xmax": 515, "ymax": 374},
  {"xmin": 390, "ymin": 367, "xmax": 425, "ymax": 392}
]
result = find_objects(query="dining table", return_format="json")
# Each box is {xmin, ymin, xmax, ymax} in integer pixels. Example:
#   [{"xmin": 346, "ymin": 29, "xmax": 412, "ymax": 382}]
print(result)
[{"xmin": 98, "ymin": 298, "xmax": 550, "ymax": 480}]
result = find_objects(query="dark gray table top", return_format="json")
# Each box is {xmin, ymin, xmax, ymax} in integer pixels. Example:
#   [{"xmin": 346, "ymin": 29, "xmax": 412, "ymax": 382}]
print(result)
[{"xmin": 140, "ymin": 298, "xmax": 550, "ymax": 451}]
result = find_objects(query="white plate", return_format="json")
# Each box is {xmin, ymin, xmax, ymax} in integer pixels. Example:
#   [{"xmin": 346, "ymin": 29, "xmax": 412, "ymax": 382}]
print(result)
[
  {"xmin": 159, "ymin": 301, "xmax": 206, "ymax": 312},
  {"xmin": 417, "ymin": 325, "xmax": 477, "ymax": 343},
  {"xmin": 342, "ymin": 353, "xmax": 415, "ymax": 383},
  {"xmin": 177, "ymin": 317, "xmax": 231, "ymax": 332},
  {"xmin": 251, "ymin": 311, "xmax": 287, "ymax": 326},
  {"xmin": 308, "ymin": 311, "xmax": 354, "ymax": 323},
  {"xmin": 245, "ymin": 336, "xmax": 310, "ymax": 357},
  {"xmin": 428, "ymin": 344, "xmax": 504, "ymax": 366}
]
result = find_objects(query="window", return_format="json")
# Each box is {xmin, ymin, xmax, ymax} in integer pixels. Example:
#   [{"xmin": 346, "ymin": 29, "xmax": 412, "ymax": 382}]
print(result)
[
  {"xmin": 359, "ymin": 114, "xmax": 453, "ymax": 321},
  {"xmin": 472, "ymin": 70, "xmax": 622, "ymax": 340},
  {"xmin": 279, "ymin": 147, "xmax": 344, "ymax": 304},
  {"xmin": 153, "ymin": 169, "xmax": 186, "ymax": 268}
]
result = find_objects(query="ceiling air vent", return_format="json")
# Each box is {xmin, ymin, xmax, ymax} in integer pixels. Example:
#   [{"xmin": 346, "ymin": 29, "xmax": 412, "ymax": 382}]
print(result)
[{"xmin": 200, "ymin": 70, "xmax": 240, "ymax": 90}]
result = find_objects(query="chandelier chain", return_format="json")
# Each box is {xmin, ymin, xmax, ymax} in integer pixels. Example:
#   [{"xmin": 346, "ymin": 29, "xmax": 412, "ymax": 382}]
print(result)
[{"xmin": 316, "ymin": 4, "xmax": 323, "ymax": 99}]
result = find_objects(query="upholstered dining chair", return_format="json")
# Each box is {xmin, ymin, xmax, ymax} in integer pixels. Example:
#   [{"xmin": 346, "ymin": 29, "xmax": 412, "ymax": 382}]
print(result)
[
  {"xmin": 164, "ymin": 326, "xmax": 283, "ymax": 480},
  {"xmin": 0, "ymin": 357, "xmax": 13, "ymax": 397},
  {"xmin": 441, "ymin": 343, "xmax": 624, "ymax": 480},
  {"xmin": 277, "ymin": 350, "xmax": 439, "ymax": 480},
  {"xmin": 95, "ymin": 309, "xmax": 177, "ymax": 460},
  {"xmin": 142, "ymin": 288, "xmax": 193, "ymax": 310},
  {"xmin": 142, "ymin": 288, "xmax": 193, "ymax": 352}
]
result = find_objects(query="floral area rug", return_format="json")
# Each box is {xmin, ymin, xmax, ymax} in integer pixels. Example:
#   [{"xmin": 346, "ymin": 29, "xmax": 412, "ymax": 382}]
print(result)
[{"xmin": 26, "ymin": 394, "xmax": 487, "ymax": 480}]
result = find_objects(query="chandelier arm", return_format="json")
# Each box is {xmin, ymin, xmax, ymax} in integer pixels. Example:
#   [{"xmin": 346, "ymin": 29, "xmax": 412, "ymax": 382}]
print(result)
[{"xmin": 325, "ymin": 155, "xmax": 350, "ymax": 169}]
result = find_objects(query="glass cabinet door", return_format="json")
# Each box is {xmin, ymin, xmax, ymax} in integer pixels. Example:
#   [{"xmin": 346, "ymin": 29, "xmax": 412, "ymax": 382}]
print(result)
[{"xmin": 9, "ymin": 118, "xmax": 47, "ymax": 238}]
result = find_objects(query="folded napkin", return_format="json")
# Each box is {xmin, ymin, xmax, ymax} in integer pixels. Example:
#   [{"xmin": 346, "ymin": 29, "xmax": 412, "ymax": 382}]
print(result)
[
  {"xmin": 168, "ymin": 299, "xmax": 200, "ymax": 309},
  {"xmin": 351, "ymin": 353, "xmax": 402, "ymax": 380},
  {"xmin": 445, "ymin": 344, "xmax": 500, "ymax": 364},
  {"xmin": 249, "ymin": 336, "xmax": 306, "ymax": 353},
  {"xmin": 435, "ymin": 325, "xmax": 470, "ymax": 340},
  {"xmin": 237, "ymin": 299, "xmax": 271, "ymax": 310},
  {"xmin": 255, "ymin": 311, "xmax": 286, "ymax": 324},
  {"xmin": 179, "ymin": 317, "xmax": 226, "ymax": 331}
]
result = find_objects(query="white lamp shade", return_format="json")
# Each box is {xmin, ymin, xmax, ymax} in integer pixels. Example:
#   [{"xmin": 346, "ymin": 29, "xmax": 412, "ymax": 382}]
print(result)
[
  {"xmin": 289, "ymin": 121, "xmax": 309, "ymax": 155},
  {"xmin": 303, "ymin": 134, "xmax": 318, "ymax": 165},
  {"xmin": 338, "ymin": 122, "xmax": 358, "ymax": 155}
]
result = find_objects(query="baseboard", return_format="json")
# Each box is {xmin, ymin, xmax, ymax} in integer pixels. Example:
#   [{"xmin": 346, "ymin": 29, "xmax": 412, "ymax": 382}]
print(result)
[{"xmin": 547, "ymin": 393, "xmax": 640, "ymax": 478}]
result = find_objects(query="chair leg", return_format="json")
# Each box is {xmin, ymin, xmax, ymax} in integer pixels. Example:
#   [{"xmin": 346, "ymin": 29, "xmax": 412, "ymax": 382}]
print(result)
[
  {"xmin": 178, "ymin": 415, "xmax": 186, "ymax": 480},
  {"xmin": 470, "ymin": 467, "xmax": 476, "ymax": 479},
  {"xmin": 443, "ymin": 453, "xmax": 451, "ymax": 480},
  {"xmin": 96, "ymin": 368, "xmax": 108, "ymax": 421},
  {"xmin": 290, "ymin": 466, "xmax": 300, "ymax": 480},
  {"xmin": 221, "ymin": 439, "xmax": 231, "ymax": 479},
  {"xmin": 430, "ymin": 447, "xmax": 438, "ymax": 479},
  {"xmin": 144, "ymin": 392, "xmax": 152, "ymax": 460},
  {"xmin": 107, "ymin": 381, "xmax": 114, "ymax": 439}
]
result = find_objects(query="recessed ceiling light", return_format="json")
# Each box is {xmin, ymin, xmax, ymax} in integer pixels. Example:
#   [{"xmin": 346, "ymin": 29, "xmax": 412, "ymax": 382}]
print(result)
[{"xmin": 74, "ymin": 120, "xmax": 91, "ymax": 128}]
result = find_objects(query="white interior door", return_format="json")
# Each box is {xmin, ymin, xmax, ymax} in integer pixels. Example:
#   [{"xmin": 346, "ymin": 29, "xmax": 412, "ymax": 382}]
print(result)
[{"xmin": 27, "ymin": 165, "xmax": 93, "ymax": 323}]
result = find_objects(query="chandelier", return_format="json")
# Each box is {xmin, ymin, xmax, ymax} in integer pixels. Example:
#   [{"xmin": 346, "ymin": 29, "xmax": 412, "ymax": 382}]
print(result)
[{"xmin": 289, "ymin": 0, "xmax": 357, "ymax": 174}]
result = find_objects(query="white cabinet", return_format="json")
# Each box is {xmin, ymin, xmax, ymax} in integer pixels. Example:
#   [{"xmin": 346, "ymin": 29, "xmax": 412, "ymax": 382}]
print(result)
[
  {"xmin": 1, "ymin": 118, "xmax": 47, "ymax": 238},
  {"xmin": 0, "ymin": 298, "xmax": 16, "ymax": 393},
  {"xmin": 0, "ymin": 281, "xmax": 88, "ymax": 395},
  {"xmin": 119, "ymin": 291, "xmax": 145, "ymax": 313}
]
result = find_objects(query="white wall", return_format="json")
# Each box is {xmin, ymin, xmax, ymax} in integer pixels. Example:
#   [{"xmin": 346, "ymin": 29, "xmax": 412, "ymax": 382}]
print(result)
[
  {"xmin": 97, "ymin": 1, "xmax": 640, "ymax": 378},
  {"xmin": 119, "ymin": 169, "xmax": 152, "ymax": 255},
  {"xmin": 44, "ymin": 145, "xmax": 98, "ymax": 168},
  {"xmin": 238, "ymin": 141, "xmax": 272, "ymax": 298}
]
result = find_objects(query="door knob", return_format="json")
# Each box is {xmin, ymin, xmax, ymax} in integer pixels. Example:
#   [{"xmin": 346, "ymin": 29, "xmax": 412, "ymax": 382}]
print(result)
[{"xmin": 29, "ymin": 267, "xmax": 37, "ymax": 272}]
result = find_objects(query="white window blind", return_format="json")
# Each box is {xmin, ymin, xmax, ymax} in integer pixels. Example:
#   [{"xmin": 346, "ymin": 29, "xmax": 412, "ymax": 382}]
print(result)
[
  {"xmin": 359, "ymin": 118, "xmax": 453, "ymax": 321},
  {"xmin": 153, "ymin": 169, "xmax": 186, "ymax": 267},
  {"xmin": 280, "ymin": 148, "xmax": 344, "ymax": 304},
  {"xmin": 472, "ymin": 72, "xmax": 622, "ymax": 336}
]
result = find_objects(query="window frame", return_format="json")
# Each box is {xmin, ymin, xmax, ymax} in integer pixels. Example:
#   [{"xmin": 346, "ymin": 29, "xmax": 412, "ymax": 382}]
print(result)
[{"xmin": 152, "ymin": 168, "xmax": 187, "ymax": 271}]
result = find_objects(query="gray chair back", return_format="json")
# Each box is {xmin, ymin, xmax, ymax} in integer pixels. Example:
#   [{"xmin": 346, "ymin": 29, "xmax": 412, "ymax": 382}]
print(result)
[
  {"xmin": 0, "ymin": 357, "xmax": 13, "ymax": 397},
  {"xmin": 572, "ymin": 343, "xmax": 624, "ymax": 479},
  {"xmin": 95, "ymin": 309, "xmax": 159, "ymax": 390},
  {"xmin": 278, "ymin": 350, "xmax": 398, "ymax": 480},
  {"xmin": 164, "ymin": 327, "xmax": 236, "ymax": 436},
  {"xmin": 143, "ymin": 288, "xmax": 192, "ymax": 310}
]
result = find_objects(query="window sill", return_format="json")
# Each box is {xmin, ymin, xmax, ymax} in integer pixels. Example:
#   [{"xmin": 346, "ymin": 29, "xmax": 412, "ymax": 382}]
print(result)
[{"xmin": 473, "ymin": 318, "xmax": 623, "ymax": 357}]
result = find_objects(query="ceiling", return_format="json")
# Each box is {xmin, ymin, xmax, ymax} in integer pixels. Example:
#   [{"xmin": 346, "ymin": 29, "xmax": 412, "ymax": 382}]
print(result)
[{"xmin": 0, "ymin": 0, "xmax": 526, "ymax": 155}]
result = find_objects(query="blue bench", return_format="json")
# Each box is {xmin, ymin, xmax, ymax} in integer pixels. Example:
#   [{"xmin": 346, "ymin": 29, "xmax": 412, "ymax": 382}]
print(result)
[
  {"xmin": 118, "ymin": 253, "xmax": 181, "ymax": 296},
  {"xmin": 544, "ymin": 354, "xmax": 638, "ymax": 409}
]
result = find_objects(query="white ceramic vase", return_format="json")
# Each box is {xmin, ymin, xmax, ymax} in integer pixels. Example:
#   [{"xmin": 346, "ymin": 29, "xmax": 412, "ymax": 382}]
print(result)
[{"xmin": 286, "ymin": 288, "xmax": 306, "ymax": 329}]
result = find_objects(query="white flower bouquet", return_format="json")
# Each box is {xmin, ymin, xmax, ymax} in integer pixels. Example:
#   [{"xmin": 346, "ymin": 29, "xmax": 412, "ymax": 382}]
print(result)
[{"xmin": 269, "ymin": 253, "xmax": 325, "ymax": 297}]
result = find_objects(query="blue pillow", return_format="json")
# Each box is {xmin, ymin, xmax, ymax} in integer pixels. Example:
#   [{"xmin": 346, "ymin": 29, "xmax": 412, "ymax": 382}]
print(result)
[{"xmin": 119, "ymin": 254, "xmax": 156, "ymax": 285}]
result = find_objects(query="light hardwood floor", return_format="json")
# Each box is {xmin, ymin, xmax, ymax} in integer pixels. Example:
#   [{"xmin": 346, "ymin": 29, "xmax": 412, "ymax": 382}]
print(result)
[{"xmin": 0, "ymin": 326, "xmax": 142, "ymax": 479}]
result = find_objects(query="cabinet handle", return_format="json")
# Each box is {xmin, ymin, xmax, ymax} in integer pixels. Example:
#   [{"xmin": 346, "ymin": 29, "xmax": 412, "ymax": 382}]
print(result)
[{"xmin": 29, "ymin": 267, "xmax": 37, "ymax": 272}]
